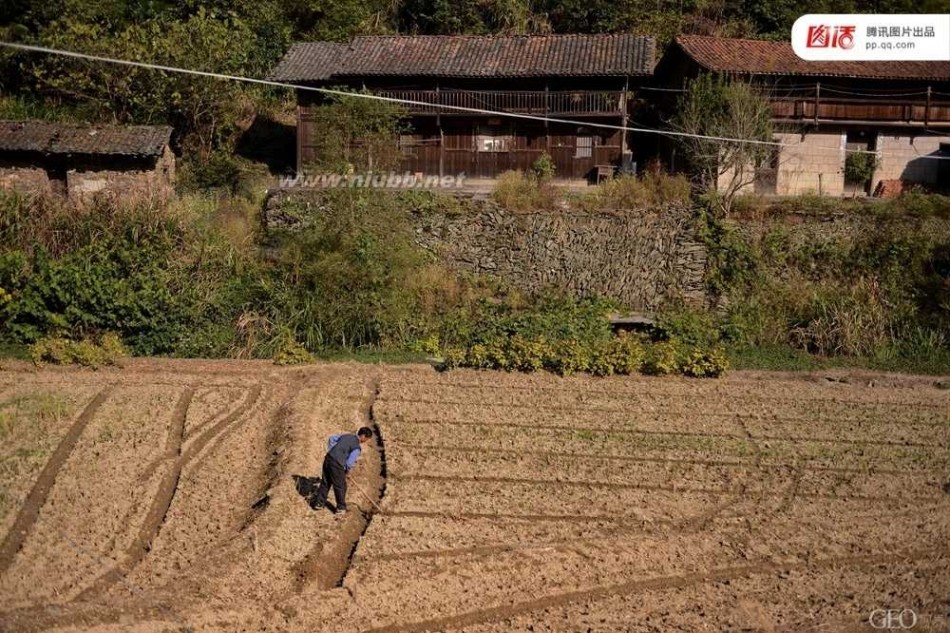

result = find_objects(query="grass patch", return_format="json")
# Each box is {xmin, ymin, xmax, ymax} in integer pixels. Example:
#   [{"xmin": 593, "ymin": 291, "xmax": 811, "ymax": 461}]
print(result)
[
  {"xmin": 311, "ymin": 348, "xmax": 431, "ymax": 365},
  {"xmin": 0, "ymin": 343, "xmax": 29, "ymax": 360},
  {"xmin": 0, "ymin": 393, "xmax": 69, "ymax": 437}
]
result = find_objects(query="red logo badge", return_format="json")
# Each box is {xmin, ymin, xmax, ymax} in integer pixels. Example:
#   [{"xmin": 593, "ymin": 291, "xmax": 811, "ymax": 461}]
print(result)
[{"xmin": 806, "ymin": 25, "xmax": 855, "ymax": 49}]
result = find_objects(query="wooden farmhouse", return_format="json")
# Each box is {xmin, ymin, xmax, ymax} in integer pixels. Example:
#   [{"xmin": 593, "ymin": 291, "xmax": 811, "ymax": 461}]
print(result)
[
  {"xmin": 269, "ymin": 34, "xmax": 656, "ymax": 182},
  {"xmin": 654, "ymin": 35, "xmax": 950, "ymax": 196}
]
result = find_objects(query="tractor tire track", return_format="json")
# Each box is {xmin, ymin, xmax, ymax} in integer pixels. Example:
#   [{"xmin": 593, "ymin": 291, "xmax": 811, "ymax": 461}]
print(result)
[
  {"xmin": 365, "ymin": 547, "xmax": 944, "ymax": 633},
  {"xmin": 76, "ymin": 384, "xmax": 262, "ymax": 599},
  {"xmin": 135, "ymin": 388, "xmax": 253, "ymax": 485},
  {"xmin": 0, "ymin": 387, "xmax": 113, "ymax": 574}
]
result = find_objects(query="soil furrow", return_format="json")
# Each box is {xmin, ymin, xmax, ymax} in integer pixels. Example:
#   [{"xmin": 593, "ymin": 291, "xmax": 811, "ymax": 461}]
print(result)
[
  {"xmin": 0, "ymin": 387, "xmax": 113, "ymax": 574},
  {"xmin": 390, "ymin": 441, "xmax": 946, "ymax": 475},
  {"xmin": 379, "ymin": 394, "xmax": 950, "ymax": 415},
  {"xmin": 364, "ymin": 547, "xmax": 943, "ymax": 633},
  {"xmin": 135, "ymin": 389, "xmax": 249, "ymax": 484},
  {"xmin": 179, "ymin": 384, "xmax": 263, "ymax": 468},
  {"xmin": 380, "ymin": 379, "xmax": 950, "ymax": 407},
  {"xmin": 389, "ymin": 473, "xmax": 945, "ymax": 503},
  {"xmin": 385, "ymin": 419, "xmax": 940, "ymax": 448},
  {"xmin": 73, "ymin": 385, "xmax": 260, "ymax": 599},
  {"xmin": 381, "ymin": 437, "xmax": 939, "ymax": 476},
  {"xmin": 293, "ymin": 377, "xmax": 384, "ymax": 591},
  {"xmin": 377, "ymin": 509, "xmax": 669, "ymax": 524}
]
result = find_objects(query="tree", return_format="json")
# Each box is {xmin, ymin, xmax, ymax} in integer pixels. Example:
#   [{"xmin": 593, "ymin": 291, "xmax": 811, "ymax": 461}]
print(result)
[
  {"xmin": 20, "ymin": 9, "xmax": 271, "ymax": 153},
  {"xmin": 673, "ymin": 74, "xmax": 773, "ymax": 215},
  {"xmin": 304, "ymin": 91, "xmax": 407, "ymax": 173}
]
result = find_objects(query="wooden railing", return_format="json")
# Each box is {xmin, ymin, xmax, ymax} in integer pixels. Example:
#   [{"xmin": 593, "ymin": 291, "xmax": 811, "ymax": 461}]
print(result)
[
  {"xmin": 770, "ymin": 96, "xmax": 950, "ymax": 124},
  {"xmin": 374, "ymin": 90, "xmax": 623, "ymax": 115}
]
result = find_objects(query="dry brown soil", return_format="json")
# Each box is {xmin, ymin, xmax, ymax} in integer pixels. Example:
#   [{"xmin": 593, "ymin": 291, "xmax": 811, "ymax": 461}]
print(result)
[{"xmin": 0, "ymin": 360, "xmax": 947, "ymax": 631}]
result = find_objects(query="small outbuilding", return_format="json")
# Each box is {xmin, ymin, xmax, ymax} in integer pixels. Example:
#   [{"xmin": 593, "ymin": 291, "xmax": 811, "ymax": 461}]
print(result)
[{"xmin": 0, "ymin": 120, "xmax": 175, "ymax": 204}]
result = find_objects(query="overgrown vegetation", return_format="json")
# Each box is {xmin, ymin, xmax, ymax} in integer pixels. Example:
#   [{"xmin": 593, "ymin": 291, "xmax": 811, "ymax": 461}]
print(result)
[
  {"xmin": 302, "ymin": 92, "xmax": 407, "ymax": 173},
  {"xmin": 844, "ymin": 152, "xmax": 879, "ymax": 189},
  {"xmin": 436, "ymin": 293, "xmax": 728, "ymax": 378},
  {"xmin": 576, "ymin": 171, "xmax": 692, "ymax": 210},
  {"xmin": 684, "ymin": 199, "xmax": 950, "ymax": 373},
  {"xmin": 491, "ymin": 170, "xmax": 691, "ymax": 212}
]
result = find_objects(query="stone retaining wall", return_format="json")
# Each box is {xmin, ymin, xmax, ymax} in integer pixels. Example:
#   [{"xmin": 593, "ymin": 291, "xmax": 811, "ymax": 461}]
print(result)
[{"xmin": 264, "ymin": 191, "xmax": 707, "ymax": 311}]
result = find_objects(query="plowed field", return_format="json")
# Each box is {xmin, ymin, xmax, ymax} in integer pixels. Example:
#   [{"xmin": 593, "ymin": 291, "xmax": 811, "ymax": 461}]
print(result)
[{"xmin": 0, "ymin": 360, "xmax": 947, "ymax": 631}]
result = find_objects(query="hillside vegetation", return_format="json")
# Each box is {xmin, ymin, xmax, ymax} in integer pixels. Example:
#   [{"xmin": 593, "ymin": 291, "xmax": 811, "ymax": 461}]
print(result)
[{"xmin": 1, "ymin": 187, "xmax": 948, "ymax": 374}]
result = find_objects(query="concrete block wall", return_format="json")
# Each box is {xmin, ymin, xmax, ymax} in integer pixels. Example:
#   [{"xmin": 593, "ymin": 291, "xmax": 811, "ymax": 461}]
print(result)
[
  {"xmin": 875, "ymin": 133, "xmax": 949, "ymax": 186},
  {"xmin": 774, "ymin": 131, "xmax": 846, "ymax": 195}
]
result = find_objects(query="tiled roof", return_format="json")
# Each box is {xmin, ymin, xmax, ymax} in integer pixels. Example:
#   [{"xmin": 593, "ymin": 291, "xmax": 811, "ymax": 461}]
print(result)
[
  {"xmin": 268, "ymin": 42, "xmax": 349, "ymax": 82},
  {"xmin": 0, "ymin": 121, "xmax": 173, "ymax": 157},
  {"xmin": 675, "ymin": 35, "xmax": 950, "ymax": 81},
  {"xmin": 269, "ymin": 34, "xmax": 655, "ymax": 82}
]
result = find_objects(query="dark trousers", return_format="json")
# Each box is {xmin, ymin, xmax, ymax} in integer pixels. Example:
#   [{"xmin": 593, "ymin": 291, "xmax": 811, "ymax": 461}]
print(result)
[{"xmin": 314, "ymin": 454, "xmax": 347, "ymax": 510}]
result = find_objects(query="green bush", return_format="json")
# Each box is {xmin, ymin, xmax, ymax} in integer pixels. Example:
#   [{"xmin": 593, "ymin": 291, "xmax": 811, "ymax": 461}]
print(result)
[
  {"xmin": 178, "ymin": 151, "xmax": 243, "ymax": 194},
  {"xmin": 30, "ymin": 333, "xmax": 128, "ymax": 368},
  {"xmin": 642, "ymin": 340, "xmax": 681, "ymax": 376},
  {"xmin": 579, "ymin": 172, "xmax": 690, "ymax": 211},
  {"xmin": 492, "ymin": 171, "xmax": 557, "ymax": 212},
  {"xmin": 273, "ymin": 337, "xmax": 315, "ymax": 365},
  {"xmin": 680, "ymin": 346, "xmax": 729, "ymax": 378},
  {"xmin": 544, "ymin": 339, "xmax": 591, "ymax": 376},
  {"xmin": 844, "ymin": 151, "xmax": 878, "ymax": 188},
  {"xmin": 588, "ymin": 333, "xmax": 645, "ymax": 376},
  {"xmin": 531, "ymin": 152, "xmax": 556, "ymax": 180}
]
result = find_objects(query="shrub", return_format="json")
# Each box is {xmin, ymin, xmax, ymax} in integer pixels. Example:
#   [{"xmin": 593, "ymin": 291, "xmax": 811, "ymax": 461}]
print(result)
[
  {"xmin": 507, "ymin": 335, "xmax": 549, "ymax": 372},
  {"xmin": 680, "ymin": 346, "xmax": 729, "ymax": 378},
  {"xmin": 544, "ymin": 339, "xmax": 591, "ymax": 376},
  {"xmin": 844, "ymin": 152, "xmax": 878, "ymax": 188},
  {"xmin": 439, "ymin": 347, "xmax": 466, "ymax": 370},
  {"xmin": 178, "ymin": 151, "xmax": 244, "ymax": 194},
  {"xmin": 492, "ymin": 171, "xmax": 557, "ymax": 212},
  {"xmin": 531, "ymin": 152, "xmax": 556, "ymax": 180},
  {"xmin": 588, "ymin": 333, "xmax": 645, "ymax": 377},
  {"xmin": 30, "ymin": 333, "xmax": 128, "ymax": 368},
  {"xmin": 642, "ymin": 340, "xmax": 681, "ymax": 376},
  {"xmin": 580, "ymin": 172, "xmax": 691, "ymax": 211},
  {"xmin": 273, "ymin": 338, "xmax": 314, "ymax": 365}
]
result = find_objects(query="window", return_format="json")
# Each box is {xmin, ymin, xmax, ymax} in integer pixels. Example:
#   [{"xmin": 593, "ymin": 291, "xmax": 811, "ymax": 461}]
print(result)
[
  {"xmin": 475, "ymin": 125, "xmax": 512, "ymax": 152},
  {"xmin": 398, "ymin": 134, "xmax": 418, "ymax": 157},
  {"xmin": 575, "ymin": 136, "xmax": 593, "ymax": 158}
]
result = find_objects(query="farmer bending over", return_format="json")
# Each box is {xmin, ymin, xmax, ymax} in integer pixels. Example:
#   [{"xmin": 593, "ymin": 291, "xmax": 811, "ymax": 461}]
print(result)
[{"xmin": 313, "ymin": 426, "xmax": 373, "ymax": 514}]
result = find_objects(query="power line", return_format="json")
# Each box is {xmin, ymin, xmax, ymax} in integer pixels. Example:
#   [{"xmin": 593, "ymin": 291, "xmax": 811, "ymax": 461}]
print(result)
[{"xmin": 0, "ymin": 41, "xmax": 947, "ymax": 159}]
